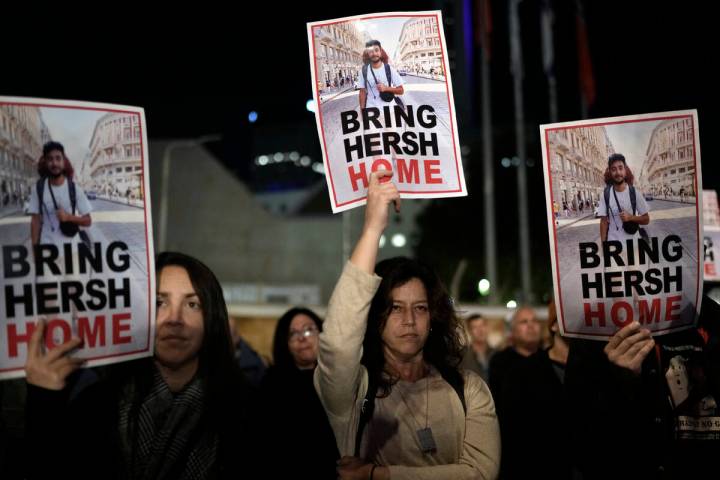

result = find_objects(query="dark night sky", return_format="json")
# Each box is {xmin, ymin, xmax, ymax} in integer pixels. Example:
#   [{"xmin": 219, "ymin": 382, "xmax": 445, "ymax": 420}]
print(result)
[
  {"xmin": 4, "ymin": 0, "xmax": 717, "ymax": 300},
  {"xmin": 5, "ymin": 1, "xmax": 715, "ymax": 169}
]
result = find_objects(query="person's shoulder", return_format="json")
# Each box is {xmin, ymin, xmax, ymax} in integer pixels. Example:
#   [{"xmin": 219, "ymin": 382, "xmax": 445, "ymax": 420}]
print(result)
[
  {"xmin": 461, "ymin": 369, "xmax": 494, "ymax": 407},
  {"xmin": 462, "ymin": 368, "xmax": 487, "ymax": 390},
  {"xmin": 31, "ymin": 178, "xmax": 46, "ymax": 198}
]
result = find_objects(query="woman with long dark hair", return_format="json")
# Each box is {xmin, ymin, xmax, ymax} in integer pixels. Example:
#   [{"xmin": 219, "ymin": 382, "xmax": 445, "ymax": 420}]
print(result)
[
  {"xmin": 317, "ymin": 171, "xmax": 500, "ymax": 480},
  {"xmin": 261, "ymin": 307, "xmax": 339, "ymax": 478},
  {"xmin": 25, "ymin": 252, "xmax": 263, "ymax": 480},
  {"xmin": 269, "ymin": 307, "xmax": 323, "ymax": 371}
]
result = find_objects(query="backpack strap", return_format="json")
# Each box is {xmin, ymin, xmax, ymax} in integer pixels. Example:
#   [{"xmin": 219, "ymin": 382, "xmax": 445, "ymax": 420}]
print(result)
[
  {"xmin": 611, "ymin": 185, "xmax": 637, "ymax": 217},
  {"xmin": 46, "ymin": 178, "xmax": 78, "ymax": 220},
  {"xmin": 35, "ymin": 178, "xmax": 45, "ymax": 213},
  {"xmin": 603, "ymin": 185, "xmax": 610, "ymax": 212},
  {"xmin": 47, "ymin": 180, "xmax": 59, "ymax": 211},
  {"xmin": 368, "ymin": 65, "xmax": 381, "ymax": 100},
  {"xmin": 611, "ymin": 188, "xmax": 622, "ymax": 217},
  {"xmin": 603, "ymin": 185, "xmax": 611, "ymax": 238},
  {"xmin": 365, "ymin": 63, "xmax": 397, "ymax": 101},
  {"xmin": 384, "ymin": 63, "xmax": 393, "ymax": 86},
  {"xmin": 440, "ymin": 367, "xmax": 467, "ymax": 414},
  {"xmin": 362, "ymin": 63, "xmax": 375, "ymax": 99},
  {"xmin": 68, "ymin": 179, "xmax": 77, "ymax": 214},
  {"xmin": 46, "ymin": 178, "xmax": 77, "ymax": 214},
  {"xmin": 383, "ymin": 64, "xmax": 406, "ymax": 108},
  {"xmin": 35, "ymin": 178, "xmax": 45, "ymax": 234},
  {"xmin": 354, "ymin": 378, "xmax": 379, "ymax": 457}
]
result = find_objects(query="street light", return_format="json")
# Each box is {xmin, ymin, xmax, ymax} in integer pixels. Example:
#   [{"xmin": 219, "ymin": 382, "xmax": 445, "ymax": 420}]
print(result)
[
  {"xmin": 391, "ymin": 233, "xmax": 407, "ymax": 248},
  {"xmin": 158, "ymin": 135, "xmax": 222, "ymax": 252},
  {"xmin": 478, "ymin": 279, "xmax": 490, "ymax": 296}
]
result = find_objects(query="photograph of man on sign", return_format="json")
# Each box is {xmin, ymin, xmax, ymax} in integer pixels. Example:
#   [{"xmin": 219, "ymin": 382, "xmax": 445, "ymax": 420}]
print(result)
[
  {"xmin": 25, "ymin": 141, "xmax": 93, "ymax": 347},
  {"xmin": 541, "ymin": 111, "xmax": 702, "ymax": 339},
  {"xmin": 358, "ymin": 40, "xmax": 405, "ymax": 111},
  {"xmin": 0, "ymin": 98, "xmax": 154, "ymax": 380},
  {"xmin": 598, "ymin": 153, "xmax": 650, "ymax": 245},
  {"xmin": 307, "ymin": 11, "xmax": 467, "ymax": 213}
]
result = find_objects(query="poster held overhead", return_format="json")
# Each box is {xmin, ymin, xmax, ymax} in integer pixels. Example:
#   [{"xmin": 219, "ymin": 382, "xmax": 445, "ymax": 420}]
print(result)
[{"xmin": 307, "ymin": 11, "xmax": 467, "ymax": 213}]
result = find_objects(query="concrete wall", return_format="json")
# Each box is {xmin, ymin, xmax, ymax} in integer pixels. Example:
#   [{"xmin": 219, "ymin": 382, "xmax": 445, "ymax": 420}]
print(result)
[
  {"xmin": 148, "ymin": 140, "xmax": 425, "ymax": 303},
  {"xmin": 149, "ymin": 141, "xmax": 345, "ymax": 301}
]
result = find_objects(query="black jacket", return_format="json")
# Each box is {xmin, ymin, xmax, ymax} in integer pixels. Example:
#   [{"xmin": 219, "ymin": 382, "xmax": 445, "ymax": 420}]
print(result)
[
  {"xmin": 566, "ymin": 295, "xmax": 720, "ymax": 480},
  {"xmin": 260, "ymin": 365, "xmax": 339, "ymax": 479},
  {"xmin": 25, "ymin": 359, "xmax": 267, "ymax": 480}
]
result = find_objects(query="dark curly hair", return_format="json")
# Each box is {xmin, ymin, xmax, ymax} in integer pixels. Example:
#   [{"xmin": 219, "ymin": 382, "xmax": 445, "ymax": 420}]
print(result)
[
  {"xmin": 361, "ymin": 257, "xmax": 464, "ymax": 397},
  {"xmin": 604, "ymin": 153, "xmax": 634, "ymax": 185},
  {"xmin": 362, "ymin": 48, "xmax": 390, "ymax": 65},
  {"xmin": 37, "ymin": 141, "xmax": 74, "ymax": 179}
]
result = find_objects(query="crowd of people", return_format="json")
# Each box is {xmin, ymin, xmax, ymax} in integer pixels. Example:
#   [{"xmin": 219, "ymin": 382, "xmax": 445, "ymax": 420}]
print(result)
[{"xmin": 0, "ymin": 146, "xmax": 718, "ymax": 480}]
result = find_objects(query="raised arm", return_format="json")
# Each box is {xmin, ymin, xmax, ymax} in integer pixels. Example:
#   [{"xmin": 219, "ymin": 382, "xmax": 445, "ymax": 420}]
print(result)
[
  {"xmin": 315, "ymin": 170, "xmax": 400, "ymax": 455},
  {"xmin": 350, "ymin": 170, "xmax": 400, "ymax": 273}
]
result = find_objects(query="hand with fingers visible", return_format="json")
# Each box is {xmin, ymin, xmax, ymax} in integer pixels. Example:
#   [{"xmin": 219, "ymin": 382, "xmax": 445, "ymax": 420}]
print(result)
[
  {"xmin": 603, "ymin": 321, "xmax": 655, "ymax": 376},
  {"xmin": 56, "ymin": 208, "xmax": 70, "ymax": 223},
  {"xmin": 351, "ymin": 170, "xmax": 401, "ymax": 274},
  {"xmin": 363, "ymin": 169, "xmax": 400, "ymax": 237},
  {"xmin": 619, "ymin": 211, "xmax": 633, "ymax": 223},
  {"xmin": 25, "ymin": 319, "xmax": 85, "ymax": 390},
  {"xmin": 337, "ymin": 456, "xmax": 370, "ymax": 480},
  {"xmin": 337, "ymin": 456, "xmax": 388, "ymax": 480}
]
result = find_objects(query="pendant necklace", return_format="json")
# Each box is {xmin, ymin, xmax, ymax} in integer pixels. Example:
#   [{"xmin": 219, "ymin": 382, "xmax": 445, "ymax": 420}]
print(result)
[{"xmin": 396, "ymin": 374, "xmax": 437, "ymax": 453}]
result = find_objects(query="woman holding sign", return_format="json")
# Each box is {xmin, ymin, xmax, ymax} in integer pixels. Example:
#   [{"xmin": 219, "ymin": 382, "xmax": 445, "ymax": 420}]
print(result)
[
  {"xmin": 316, "ymin": 170, "xmax": 500, "ymax": 480},
  {"xmin": 23, "ymin": 252, "xmax": 264, "ymax": 480}
]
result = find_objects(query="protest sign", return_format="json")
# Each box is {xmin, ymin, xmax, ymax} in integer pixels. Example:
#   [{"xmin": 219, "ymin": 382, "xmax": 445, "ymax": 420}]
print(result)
[
  {"xmin": 0, "ymin": 97, "xmax": 155, "ymax": 379},
  {"xmin": 541, "ymin": 110, "xmax": 702, "ymax": 339},
  {"xmin": 307, "ymin": 11, "xmax": 467, "ymax": 212}
]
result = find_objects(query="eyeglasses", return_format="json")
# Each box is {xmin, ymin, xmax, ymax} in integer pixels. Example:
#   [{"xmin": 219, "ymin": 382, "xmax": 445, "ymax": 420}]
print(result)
[{"xmin": 288, "ymin": 325, "xmax": 319, "ymax": 342}]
